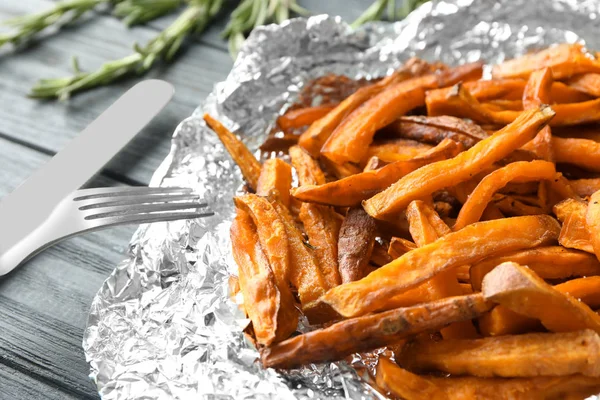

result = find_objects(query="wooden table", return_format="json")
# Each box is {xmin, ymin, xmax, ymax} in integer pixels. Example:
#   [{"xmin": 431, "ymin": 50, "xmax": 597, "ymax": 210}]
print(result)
[{"xmin": 0, "ymin": 1, "xmax": 374, "ymax": 398}]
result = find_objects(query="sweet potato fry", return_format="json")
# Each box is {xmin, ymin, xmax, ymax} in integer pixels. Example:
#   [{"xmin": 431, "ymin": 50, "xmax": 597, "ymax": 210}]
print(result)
[
  {"xmin": 256, "ymin": 158, "xmax": 293, "ymax": 208},
  {"xmin": 464, "ymin": 78, "xmax": 527, "ymax": 101},
  {"xmin": 298, "ymin": 58, "xmax": 428, "ymax": 156},
  {"xmin": 322, "ymin": 62, "xmax": 483, "ymax": 164},
  {"xmin": 586, "ymin": 190, "xmax": 600, "ymax": 261},
  {"xmin": 204, "ymin": 114, "xmax": 261, "ymax": 190},
  {"xmin": 522, "ymin": 68, "xmax": 554, "ymax": 161},
  {"xmin": 481, "ymin": 99, "xmax": 523, "ymax": 112},
  {"xmin": 322, "ymin": 86, "xmax": 426, "ymax": 164},
  {"xmin": 365, "ymin": 138, "xmax": 433, "ymax": 164},
  {"xmin": 482, "ymin": 262, "xmax": 600, "ymax": 333},
  {"xmin": 388, "ymin": 237, "xmax": 417, "ymax": 259},
  {"xmin": 551, "ymin": 98, "xmax": 600, "ymax": 126},
  {"xmin": 425, "ymin": 83, "xmax": 520, "ymax": 125},
  {"xmin": 460, "ymin": 283, "xmax": 473, "ymax": 295},
  {"xmin": 463, "ymin": 78, "xmax": 589, "ymax": 103},
  {"xmin": 289, "ymin": 145, "xmax": 326, "ymax": 186},
  {"xmin": 385, "ymin": 115, "xmax": 488, "ymax": 148},
  {"xmin": 292, "ymin": 138, "xmax": 463, "ymax": 207},
  {"xmin": 233, "ymin": 195, "xmax": 291, "ymax": 288},
  {"xmin": 376, "ymin": 357, "xmax": 600, "ymax": 400},
  {"xmin": 400, "ymin": 330, "xmax": 600, "ymax": 377},
  {"xmin": 267, "ymin": 196, "xmax": 331, "ymax": 322},
  {"xmin": 478, "ymin": 305, "xmax": 542, "ymax": 336},
  {"xmin": 570, "ymin": 179, "xmax": 600, "ymax": 197},
  {"xmin": 480, "ymin": 277, "xmax": 600, "ymax": 337},
  {"xmin": 322, "ymin": 215, "xmax": 560, "ymax": 318},
  {"xmin": 554, "ymin": 198, "xmax": 594, "ymax": 253},
  {"xmin": 363, "ymin": 156, "xmax": 388, "ymax": 172},
  {"xmin": 289, "ymin": 146, "xmax": 341, "ymax": 287},
  {"xmin": 363, "ymin": 107, "xmax": 555, "ymax": 220},
  {"xmin": 406, "ymin": 200, "xmax": 477, "ymax": 339},
  {"xmin": 230, "ymin": 209, "xmax": 297, "ymax": 345},
  {"xmin": 493, "ymin": 194, "xmax": 546, "ymax": 217},
  {"xmin": 260, "ymin": 293, "xmax": 491, "ymax": 368},
  {"xmin": 338, "ymin": 208, "xmax": 377, "ymax": 283},
  {"xmin": 567, "ymin": 73, "xmax": 600, "ymax": 97},
  {"xmin": 470, "ymin": 247, "xmax": 600, "ymax": 291},
  {"xmin": 492, "ymin": 43, "xmax": 600, "ymax": 80},
  {"xmin": 556, "ymin": 276, "xmax": 600, "ymax": 308},
  {"xmin": 277, "ymin": 104, "xmax": 336, "ymax": 133},
  {"xmin": 454, "ymin": 160, "xmax": 556, "ymax": 230},
  {"xmin": 371, "ymin": 241, "xmax": 393, "ymax": 267}
]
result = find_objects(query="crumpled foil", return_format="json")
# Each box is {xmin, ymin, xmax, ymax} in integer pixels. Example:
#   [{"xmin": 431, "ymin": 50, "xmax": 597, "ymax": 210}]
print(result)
[{"xmin": 83, "ymin": 0, "xmax": 600, "ymax": 398}]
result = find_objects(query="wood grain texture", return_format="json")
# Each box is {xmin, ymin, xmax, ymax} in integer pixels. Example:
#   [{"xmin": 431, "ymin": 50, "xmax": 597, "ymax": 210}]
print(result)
[{"xmin": 0, "ymin": 1, "xmax": 377, "ymax": 398}]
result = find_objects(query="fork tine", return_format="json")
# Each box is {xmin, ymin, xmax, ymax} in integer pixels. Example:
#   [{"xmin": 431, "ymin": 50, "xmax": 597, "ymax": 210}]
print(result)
[
  {"xmin": 77, "ymin": 193, "xmax": 203, "ymax": 210},
  {"xmin": 83, "ymin": 201, "xmax": 210, "ymax": 220},
  {"xmin": 73, "ymin": 186, "xmax": 193, "ymax": 201},
  {"xmin": 87, "ymin": 209, "xmax": 214, "ymax": 228}
]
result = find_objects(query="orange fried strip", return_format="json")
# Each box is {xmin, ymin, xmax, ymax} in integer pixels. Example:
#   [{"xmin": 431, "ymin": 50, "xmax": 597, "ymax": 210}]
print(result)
[
  {"xmin": 277, "ymin": 104, "xmax": 336, "ymax": 133},
  {"xmin": 204, "ymin": 114, "xmax": 261, "ymax": 191},
  {"xmin": 363, "ymin": 107, "xmax": 555, "ymax": 220},
  {"xmin": 464, "ymin": 78, "xmax": 589, "ymax": 103},
  {"xmin": 481, "ymin": 99, "xmax": 523, "ymax": 112},
  {"xmin": 570, "ymin": 179, "xmax": 600, "ymax": 197},
  {"xmin": 493, "ymin": 194, "xmax": 546, "ymax": 216},
  {"xmin": 260, "ymin": 293, "xmax": 491, "ymax": 368},
  {"xmin": 338, "ymin": 208, "xmax": 377, "ymax": 283},
  {"xmin": 322, "ymin": 215, "xmax": 560, "ymax": 318},
  {"xmin": 289, "ymin": 146, "xmax": 341, "ymax": 287},
  {"xmin": 522, "ymin": 68, "xmax": 554, "ymax": 161},
  {"xmin": 480, "ymin": 276, "xmax": 600, "ymax": 337},
  {"xmin": 376, "ymin": 357, "xmax": 600, "ymax": 400},
  {"xmin": 553, "ymin": 137, "xmax": 600, "ymax": 173},
  {"xmin": 470, "ymin": 246, "xmax": 600, "ymax": 291},
  {"xmin": 388, "ymin": 237, "xmax": 417, "ymax": 259},
  {"xmin": 400, "ymin": 330, "xmax": 600, "ymax": 377},
  {"xmin": 292, "ymin": 138, "xmax": 462, "ymax": 207},
  {"xmin": 406, "ymin": 200, "xmax": 478, "ymax": 339},
  {"xmin": 322, "ymin": 86, "xmax": 426, "ymax": 163},
  {"xmin": 230, "ymin": 208, "xmax": 297, "ymax": 345},
  {"xmin": 321, "ymin": 62, "xmax": 483, "ymax": 164},
  {"xmin": 364, "ymin": 138, "xmax": 433, "ymax": 164},
  {"xmin": 267, "ymin": 197, "xmax": 330, "ymax": 322},
  {"xmin": 554, "ymin": 198, "xmax": 594, "ymax": 253},
  {"xmin": 587, "ymin": 190, "xmax": 600, "ymax": 262},
  {"xmin": 425, "ymin": 83, "xmax": 520, "ymax": 125},
  {"xmin": 256, "ymin": 158, "xmax": 293, "ymax": 208},
  {"xmin": 492, "ymin": 43, "xmax": 600, "ymax": 80},
  {"xmin": 551, "ymin": 97, "xmax": 600, "ymax": 126},
  {"xmin": 482, "ymin": 262, "xmax": 600, "ymax": 333},
  {"xmin": 385, "ymin": 115, "xmax": 488, "ymax": 149},
  {"xmin": 298, "ymin": 58, "xmax": 428, "ymax": 157},
  {"xmin": 370, "ymin": 241, "xmax": 393, "ymax": 267},
  {"xmin": 453, "ymin": 160, "xmax": 556, "ymax": 230},
  {"xmin": 567, "ymin": 73, "xmax": 600, "ymax": 97}
]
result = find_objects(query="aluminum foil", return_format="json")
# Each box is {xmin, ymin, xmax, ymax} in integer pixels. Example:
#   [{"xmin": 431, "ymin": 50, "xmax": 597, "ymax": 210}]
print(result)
[{"xmin": 83, "ymin": 0, "xmax": 600, "ymax": 398}]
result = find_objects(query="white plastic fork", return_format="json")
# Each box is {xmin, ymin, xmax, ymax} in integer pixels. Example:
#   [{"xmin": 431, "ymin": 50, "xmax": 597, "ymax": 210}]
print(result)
[{"xmin": 0, "ymin": 186, "xmax": 212, "ymax": 274}]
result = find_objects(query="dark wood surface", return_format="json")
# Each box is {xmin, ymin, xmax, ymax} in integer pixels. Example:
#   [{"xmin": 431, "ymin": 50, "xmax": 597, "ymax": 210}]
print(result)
[{"xmin": 0, "ymin": 1, "xmax": 372, "ymax": 398}]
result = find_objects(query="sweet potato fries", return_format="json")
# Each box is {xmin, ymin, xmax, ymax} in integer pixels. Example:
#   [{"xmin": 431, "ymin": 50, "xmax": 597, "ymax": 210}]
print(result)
[{"xmin": 206, "ymin": 44, "xmax": 600, "ymax": 399}]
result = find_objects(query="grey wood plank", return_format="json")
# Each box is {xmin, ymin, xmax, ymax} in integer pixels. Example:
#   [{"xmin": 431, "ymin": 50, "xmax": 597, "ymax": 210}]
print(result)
[
  {"xmin": 0, "ymin": 0, "xmax": 232, "ymax": 185},
  {"xmin": 0, "ymin": 137, "xmax": 139, "ymax": 399},
  {"xmin": 0, "ymin": 363, "xmax": 80, "ymax": 400}
]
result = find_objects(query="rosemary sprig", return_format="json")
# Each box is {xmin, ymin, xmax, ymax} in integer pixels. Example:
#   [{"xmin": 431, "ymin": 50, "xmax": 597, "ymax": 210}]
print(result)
[
  {"xmin": 0, "ymin": 0, "xmax": 185, "ymax": 49},
  {"xmin": 223, "ymin": 0, "xmax": 309, "ymax": 59},
  {"xmin": 0, "ymin": 0, "xmax": 105, "ymax": 48},
  {"xmin": 113, "ymin": 0, "xmax": 184, "ymax": 26},
  {"xmin": 30, "ymin": 0, "xmax": 223, "ymax": 100},
  {"xmin": 351, "ymin": 0, "xmax": 429, "ymax": 28}
]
